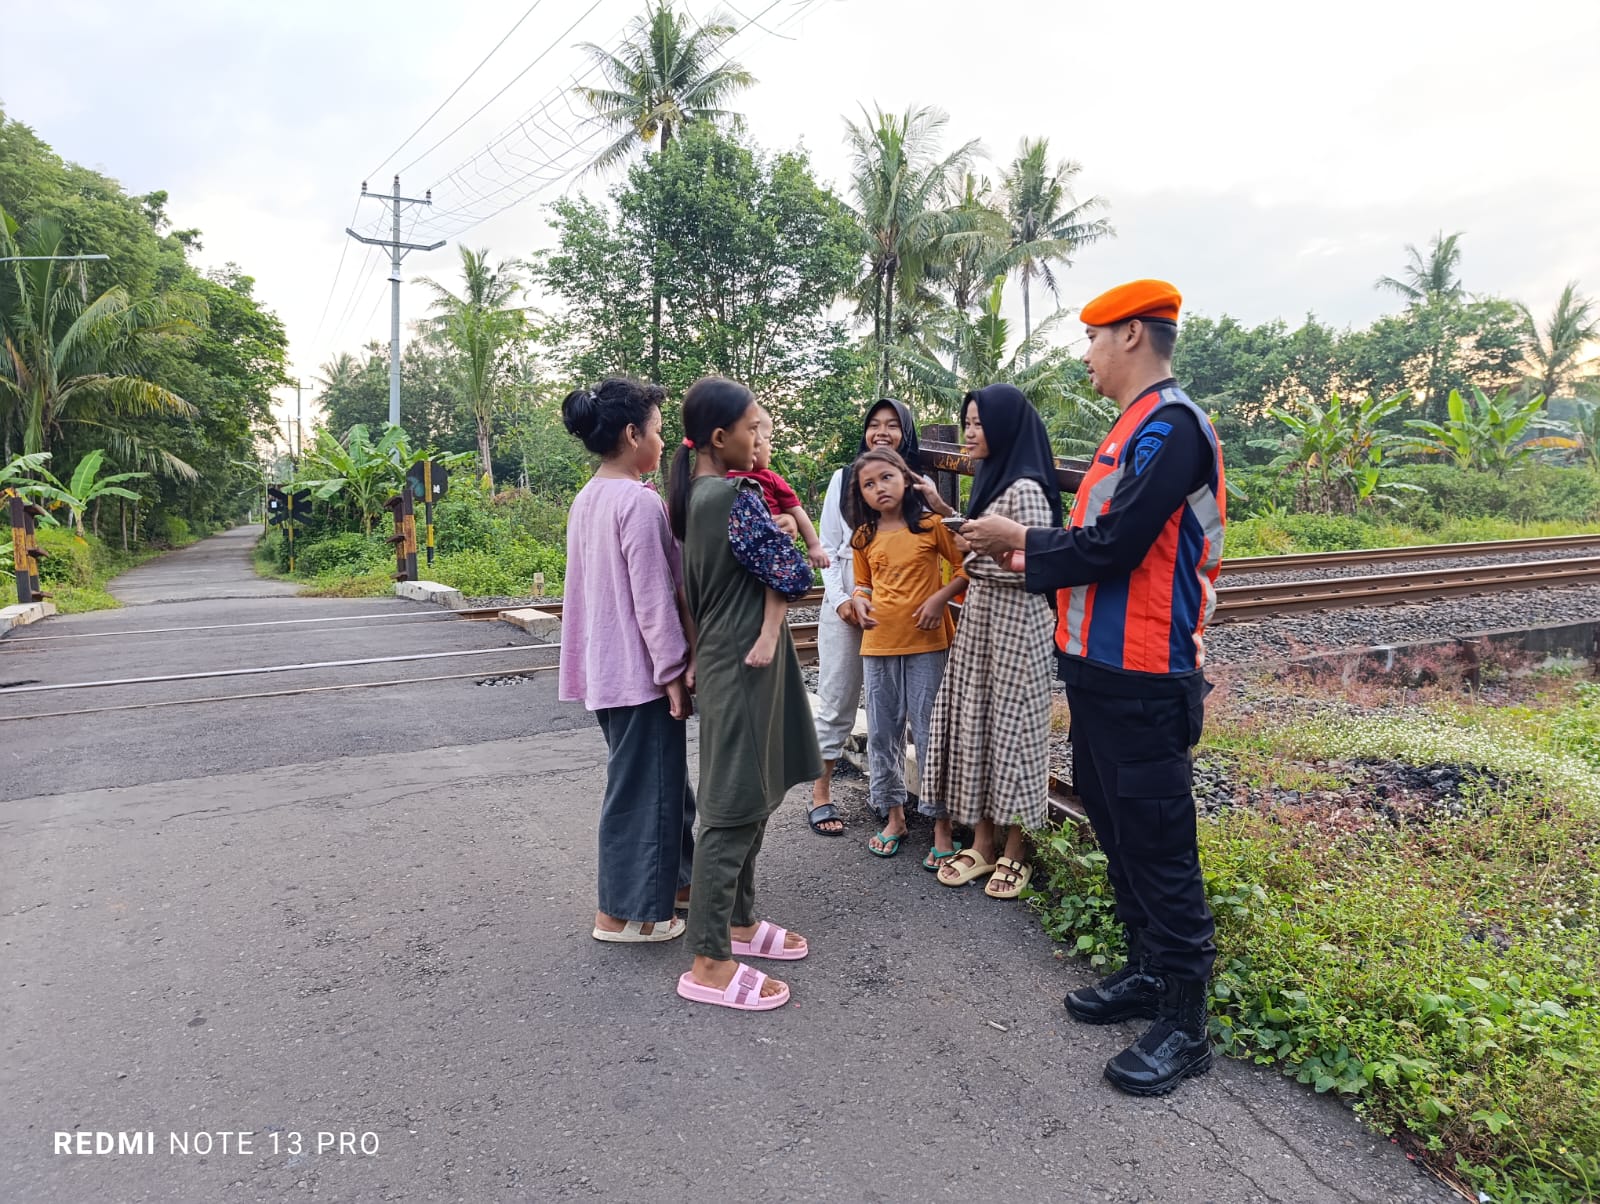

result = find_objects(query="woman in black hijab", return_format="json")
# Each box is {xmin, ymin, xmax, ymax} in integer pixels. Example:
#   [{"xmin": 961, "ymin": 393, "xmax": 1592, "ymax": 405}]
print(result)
[
  {"xmin": 922, "ymin": 383, "xmax": 1061, "ymax": 898},
  {"xmin": 808, "ymin": 398, "xmax": 954, "ymax": 836}
]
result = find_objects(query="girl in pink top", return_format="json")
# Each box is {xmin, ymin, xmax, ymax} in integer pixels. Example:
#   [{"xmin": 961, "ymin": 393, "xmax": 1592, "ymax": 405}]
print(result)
[{"xmin": 559, "ymin": 377, "xmax": 695, "ymax": 945}]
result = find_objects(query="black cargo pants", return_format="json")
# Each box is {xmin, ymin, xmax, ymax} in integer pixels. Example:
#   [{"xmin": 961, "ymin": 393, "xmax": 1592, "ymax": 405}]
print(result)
[{"xmin": 1064, "ymin": 673, "xmax": 1216, "ymax": 981}]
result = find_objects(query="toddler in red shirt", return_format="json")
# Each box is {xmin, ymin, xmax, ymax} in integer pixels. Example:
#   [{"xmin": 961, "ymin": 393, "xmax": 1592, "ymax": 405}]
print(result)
[
  {"xmin": 730, "ymin": 406, "xmax": 829, "ymax": 568},
  {"xmin": 730, "ymin": 406, "xmax": 831, "ymax": 668}
]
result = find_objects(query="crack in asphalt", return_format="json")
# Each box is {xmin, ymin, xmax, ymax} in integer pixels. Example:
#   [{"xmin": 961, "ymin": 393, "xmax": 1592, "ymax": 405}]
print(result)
[
  {"xmin": 1165, "ymin": 1097, "xmax": 1293, "ymax": 1204},
  {"xmin": 1212, "ymin": 1075, "xmax": 1371, "ymax": 1202}
]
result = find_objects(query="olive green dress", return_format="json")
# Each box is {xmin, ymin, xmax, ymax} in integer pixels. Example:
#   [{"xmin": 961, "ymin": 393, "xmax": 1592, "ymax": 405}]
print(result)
[{"xmin": 683, "ymin": 476, "xmax": 822, "ymax": 826}]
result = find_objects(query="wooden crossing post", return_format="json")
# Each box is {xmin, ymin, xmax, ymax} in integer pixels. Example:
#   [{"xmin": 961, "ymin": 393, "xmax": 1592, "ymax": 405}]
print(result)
[{"xmin": 6, "ymin": 490, "xmax": 49, "ymax": 605}]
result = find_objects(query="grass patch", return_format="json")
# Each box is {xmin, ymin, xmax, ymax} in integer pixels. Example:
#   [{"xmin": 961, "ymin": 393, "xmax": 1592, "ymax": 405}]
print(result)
[
  {"xmin": 1225, "ymin": 513, "xmax": 1598, "ymax": 558},
  {"xmin": 1032, "ymin": 677, "xmax": 1600, "ymax": 1203}
]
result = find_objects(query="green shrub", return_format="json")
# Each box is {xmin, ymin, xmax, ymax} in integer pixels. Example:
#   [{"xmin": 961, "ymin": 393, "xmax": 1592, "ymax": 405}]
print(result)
[
  {"xmin": 1389, "ymin": 465, "xmax": 1600, "ymax": 525},
  {"xmin": 1032, "ymin": 700, "xmax": 1600, "ymax": 1203},
  {"xmin": 35, "ymin": 526, "xmax": 95, "ymax": 587},
  {"xmin": 153, "ymin": 514, "xmax": 192, "ymax": 546},
  {"xmin": 293, "ymin": 531, "xmax": 391, "ymax": 578},
  {"xmin": 428, "ymin": 537, "xmax": 565, "ymax": 597}
]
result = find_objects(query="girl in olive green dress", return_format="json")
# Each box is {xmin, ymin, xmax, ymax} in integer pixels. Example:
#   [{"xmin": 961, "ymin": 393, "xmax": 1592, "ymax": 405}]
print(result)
[{"xmin": 667, "ymin": 377, "xmax": 822, "ymax": 1012}]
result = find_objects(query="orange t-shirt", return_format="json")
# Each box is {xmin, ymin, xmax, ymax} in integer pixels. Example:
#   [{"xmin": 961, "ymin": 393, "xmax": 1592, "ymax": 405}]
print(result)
[{"xmin": 852, "ymin": 521, "xmax": 966, "ymax": 657}]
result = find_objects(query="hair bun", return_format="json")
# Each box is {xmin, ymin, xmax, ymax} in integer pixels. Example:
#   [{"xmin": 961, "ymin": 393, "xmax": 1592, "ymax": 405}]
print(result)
[{"xmin": 561, "ymin": 387, "xmax": 598, "ymax": 438}]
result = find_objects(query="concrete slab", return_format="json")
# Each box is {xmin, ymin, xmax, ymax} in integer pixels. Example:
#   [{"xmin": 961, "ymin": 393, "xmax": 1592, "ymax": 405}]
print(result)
[
  {"xmin": 395, "ymin": 579, "xmax": 465, "ymax": 609},
  {"xmin": 499, "ymin": 606, "xmax": 561, "ymax": 641},
  {"xmin": 0, "ymin": 600, "xmax": 55, "ymax": 634}
]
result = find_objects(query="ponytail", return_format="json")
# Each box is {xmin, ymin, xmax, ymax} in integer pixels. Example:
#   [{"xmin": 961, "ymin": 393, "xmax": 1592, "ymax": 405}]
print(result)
[
  {"xmin": 667, "ymin": 442, "xmax": 695, "ymax": 541},
  {"xmin": 668, "ymin": 375, "xmax": 756, "ymax": 542}
]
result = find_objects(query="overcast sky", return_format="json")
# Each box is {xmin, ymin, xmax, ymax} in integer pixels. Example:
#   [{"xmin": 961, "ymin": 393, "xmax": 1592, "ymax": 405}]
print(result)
[{"xmin": 6, "ymin": 0, "xmax": 1598, "ymax": 439}]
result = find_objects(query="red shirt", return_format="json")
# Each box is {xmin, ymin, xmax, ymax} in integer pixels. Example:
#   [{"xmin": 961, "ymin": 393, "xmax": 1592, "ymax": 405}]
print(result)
[{"xmin": 728, "ymin": 468, "xmax": 801, "ymax": 517}]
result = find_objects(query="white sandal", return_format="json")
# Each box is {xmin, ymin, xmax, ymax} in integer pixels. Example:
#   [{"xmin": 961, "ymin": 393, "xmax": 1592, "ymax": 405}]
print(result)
[{"xmin": 592, "ymin": 917, "xmax": 686, "ymax": 943}]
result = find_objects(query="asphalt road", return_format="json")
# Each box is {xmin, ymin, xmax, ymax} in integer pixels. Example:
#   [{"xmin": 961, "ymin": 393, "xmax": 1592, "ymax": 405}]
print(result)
[{"xmin": 0, "ymin": 527, "xmax": 1458, "ymax": 1203}]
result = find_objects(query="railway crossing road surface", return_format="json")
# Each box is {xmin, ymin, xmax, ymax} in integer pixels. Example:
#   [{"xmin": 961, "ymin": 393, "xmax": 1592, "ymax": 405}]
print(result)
[{"xmin": 1, "ymin": 527, "xmax": 1457, "ymax": 1203}]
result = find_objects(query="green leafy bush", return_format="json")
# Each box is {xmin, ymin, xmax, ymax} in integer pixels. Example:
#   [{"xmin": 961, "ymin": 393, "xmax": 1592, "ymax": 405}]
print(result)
[
  {"xmin": 1032, "ymin": 700, "xmax": 1600, "ymax": 1203},
  {"xmin": 153, "ymin": 514, "xmax": 192, "ymax": 546},
  {"xmin": 1388, "ymin": 465, "xmax": 1600, "ymax": 525},
  {"xmin": 428, "ymin": 538, "xmax": 564, "ymax": 597},
  {"xmin": 35, "ymin": 526, "xmax": 95, "ymax": 587},
  {"xmin": 293, "ymin": 531, "xmax": 391, "ymax": 578}
]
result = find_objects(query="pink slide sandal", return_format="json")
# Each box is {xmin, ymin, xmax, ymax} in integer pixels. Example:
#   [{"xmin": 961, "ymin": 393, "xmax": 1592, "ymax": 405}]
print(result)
[
  {"xmin": 731, "ymin": 920, "xmax": 808, "ymax": 961},
  {"xmin": 676, "ymin": 963, "xmax": 790, "ymax": 1011}
]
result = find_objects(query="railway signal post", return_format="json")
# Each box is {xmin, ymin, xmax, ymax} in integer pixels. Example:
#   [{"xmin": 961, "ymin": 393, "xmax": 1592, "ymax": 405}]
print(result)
[
  {"xmin": 6, "ymin": 490, "xmax": 50, "ymax": 606},
  {"xmin": 386, "ymin": 490, "xmax": 419, "ymax": 583},
  {"xmin": 405, "ymin": 460, "xmax": 450, "ymax": 568}
]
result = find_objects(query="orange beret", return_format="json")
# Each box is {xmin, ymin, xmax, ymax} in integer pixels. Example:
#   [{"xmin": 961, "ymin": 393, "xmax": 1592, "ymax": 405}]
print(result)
[{"xmin": 1080, "ymin": 279, "xmax": 1182, "ymax": 327}]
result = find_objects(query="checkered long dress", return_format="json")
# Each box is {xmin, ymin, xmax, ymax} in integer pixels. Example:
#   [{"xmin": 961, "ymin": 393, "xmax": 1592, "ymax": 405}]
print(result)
[{"xmin": 924, "ymin": 479, "xmax": 1055, "ymax": 829}]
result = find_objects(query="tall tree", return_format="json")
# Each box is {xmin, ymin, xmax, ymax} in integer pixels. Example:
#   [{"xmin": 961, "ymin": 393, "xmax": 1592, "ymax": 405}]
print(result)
[
  {"xmin": 843, "ymin": 104, "xmax": 980, "ymax": 394},
  {"xmin": 1516, "ymin": 281, "xmax": 1600, "ymax": 402},
  {"xmin": 575, "ymin": 3, "xmax": 756, "ymax": 170},
  {"xmin": 575, "ymin": 2, "xmax": 756, "ymax": 379},
  {"xmin": 995, "ymin": 137, "xmax": 1111, "ymax": 357},
  {"xmin": 1375, "ymin": 230, "xmax": 1465, "ymax": 305},
  {"xmin": 0, "ymin": 209, "xmax": 196, "ymax": 467},
  {"xmin": 534, "ymin": 125, "xmax": 859, "ymax": 406},
  {"xmin": 419, "ymin": 247, "xmax": 526, "ymax": 487}
]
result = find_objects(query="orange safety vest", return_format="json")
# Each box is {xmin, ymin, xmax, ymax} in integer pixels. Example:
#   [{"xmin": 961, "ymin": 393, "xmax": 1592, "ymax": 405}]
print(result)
[{"xmin": 1055, "ymin": 383, "xmax": 1225, "ymax": 675}]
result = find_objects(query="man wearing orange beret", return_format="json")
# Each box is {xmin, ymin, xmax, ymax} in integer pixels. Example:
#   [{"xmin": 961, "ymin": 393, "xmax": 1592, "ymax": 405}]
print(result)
[{"xmin": 965, "ymin": 279, "xmax": 1225, "ymax": 1097}]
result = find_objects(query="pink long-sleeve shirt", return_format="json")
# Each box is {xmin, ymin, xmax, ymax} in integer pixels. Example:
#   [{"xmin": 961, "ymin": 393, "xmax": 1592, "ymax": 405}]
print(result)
[{"xmin": 559, "ymin": 476, "xmax": 690, "ymax": 712}]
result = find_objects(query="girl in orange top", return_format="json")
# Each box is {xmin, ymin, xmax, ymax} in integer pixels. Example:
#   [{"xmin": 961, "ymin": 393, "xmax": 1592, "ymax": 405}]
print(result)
[{"xmin": 846, "ymin": 448, "xmax": 968, "ymax": 868}]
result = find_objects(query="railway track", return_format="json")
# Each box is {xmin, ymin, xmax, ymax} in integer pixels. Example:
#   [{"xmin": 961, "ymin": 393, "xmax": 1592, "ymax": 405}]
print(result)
[
  {"xmin": 8, "ymin": 536, "xmax": 1593, "ymax": 716},
  {"xmin": 482, "ymin": 533, "xmax": 1600, "ymax": 627}
]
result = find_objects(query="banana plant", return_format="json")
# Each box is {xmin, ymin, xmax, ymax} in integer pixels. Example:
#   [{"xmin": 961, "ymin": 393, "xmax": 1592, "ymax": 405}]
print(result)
[
  {"xmin": 0, "ymin": 451, "xmax": 70, "ymax": 520},
  {"xmin": 291, "ymin": 423, "xmax": 475, "ymax": 533},
  {"xmin": 32, "ymin": 449, "xmax": 149, "ymax": 537},
  {"xmin": 1251, "ymin": 391, "xmax": 1415, "ymax": 514},
  {"xmin": 1403, "ymin": 387, "xmax": 1568, "ymax": 476}
]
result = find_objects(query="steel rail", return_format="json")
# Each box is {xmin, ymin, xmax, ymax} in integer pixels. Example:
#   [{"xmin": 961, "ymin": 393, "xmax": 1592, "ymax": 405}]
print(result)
[
  {"xmin": 0, "ymin": 609, "xmax": 476, "ymax": 645},
  {"xmin": 1222, "ymin": 533, "xmax": 1600, "ymax": 574},
  {"xmin": 0, "ymin": 664, "xmax": 559, "ymax": 723},
  {"xmin": 0, "ymin": 643, "xmax": 559, "ymax": 695},
  {"xmin": 782, "ymin": 556, "xmax": 1600, "ymax": 651},
  {"xmin": 1212, "ymin": 555, "xmax": 1600, "ymax": 621}
]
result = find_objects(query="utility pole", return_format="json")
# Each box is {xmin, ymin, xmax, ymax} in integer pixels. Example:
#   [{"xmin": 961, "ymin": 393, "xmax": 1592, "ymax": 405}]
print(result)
[
  {"xmin": 294, "ymin": 381, "xmax": 303, "ymax": 460},
  {"xmin": 346, "ymin": 176, "xmax": 444, "ymax": 429}
]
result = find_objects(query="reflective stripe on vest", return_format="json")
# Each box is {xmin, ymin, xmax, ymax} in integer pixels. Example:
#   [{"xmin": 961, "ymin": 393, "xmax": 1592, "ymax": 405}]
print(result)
[{"xmin": 1056, "ymin": 384, "xmax": 1226, "ymax": 674}]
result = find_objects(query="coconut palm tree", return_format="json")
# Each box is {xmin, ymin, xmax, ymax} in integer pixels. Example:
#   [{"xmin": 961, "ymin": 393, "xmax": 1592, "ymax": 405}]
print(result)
[
  {"xmin": 573, "ymin": 3, "xmax": 755, "ymax": 379},
  {"xmin": 419, "ymin": 246, "xmax": 526, "ymax": 487},
  {"xmin": 995, "ymin": 138, "xmax": 1111, "ymax": 358},
  {"xmin": 575, "ymin": 3, "xmax": 756, "ymax": 172},
  {"xmin": 0, "ymin": 209, "xmax": 196, "ymax": 473},
  {"xmin": 316, "ymin": 352, "xmax": 362, "ymax": 395},
  {"xmin": 1516, "ymin": 281, "xmax": 1600, "ymax": 402},
  {"xmin": 844, "ymin": 104, "xmax": 981, "ymax": 394},
  {"xmin": 1375, "ymin": 231, "xmax": 1465, "ymax": 306}
]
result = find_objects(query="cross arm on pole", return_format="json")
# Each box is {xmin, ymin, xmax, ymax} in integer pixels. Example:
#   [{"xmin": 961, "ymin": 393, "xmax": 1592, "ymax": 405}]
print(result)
[{"xmin": 345, "ymin": 229, "xmax": 446, "ymax": 253}]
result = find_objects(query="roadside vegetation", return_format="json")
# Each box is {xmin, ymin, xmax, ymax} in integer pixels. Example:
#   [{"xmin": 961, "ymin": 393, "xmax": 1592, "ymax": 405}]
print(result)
[{"xmin": 1033, "ymin": 663, "xmax": 1600, "ymax": 1204}]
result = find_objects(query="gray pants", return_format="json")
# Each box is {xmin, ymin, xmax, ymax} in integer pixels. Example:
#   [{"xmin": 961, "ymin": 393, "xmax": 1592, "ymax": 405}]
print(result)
[
  {"xmin": 812, "ymin": 602, "xmax": 863, "ymax": 761},
  {"xmin": 594, "ymin": 696, "xmax": 695, "ymax": 924},
  {"xmin": 864, "ymin": 650, "xmax": 948, "ymax": 819},
  {"xmin": 685, "ymin": 817, "xmax": 768, "ymax": 961}
]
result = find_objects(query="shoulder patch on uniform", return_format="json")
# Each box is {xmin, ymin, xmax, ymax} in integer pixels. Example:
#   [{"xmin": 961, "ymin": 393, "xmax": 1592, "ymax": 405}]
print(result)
[
  {"xmin": 1143, "ymin": 420, "xmax": 1174, "ymax": 437},
  {"xmin": 1132, "ymin": 432, "xmax": 1166, "ymax": 476}
]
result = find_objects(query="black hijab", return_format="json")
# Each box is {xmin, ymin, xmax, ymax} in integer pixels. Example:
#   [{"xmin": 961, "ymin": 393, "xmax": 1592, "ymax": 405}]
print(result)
[
  {"xmin": 962, "ymin": 384, "xmax": 1064, "ymax": 528},
  {"xmin": 857, "ymin": 397, "xmax": 921, "ymax": 467}
]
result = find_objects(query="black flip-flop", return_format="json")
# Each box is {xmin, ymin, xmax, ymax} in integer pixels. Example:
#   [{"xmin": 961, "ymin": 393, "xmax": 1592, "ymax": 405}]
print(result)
[{"xmin": 807, "ymin": 803, "xmax": 844, "ymax": 836}]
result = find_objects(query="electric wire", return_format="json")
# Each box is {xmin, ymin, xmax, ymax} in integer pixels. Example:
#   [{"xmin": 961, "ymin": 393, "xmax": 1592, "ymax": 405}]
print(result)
[
  {"xmin": 394, "ymin": 0, "xmax": 607, "ymax": 177},
  {"xmin": 366, "ymin": 0, "xmax": 551, "ymax": 180}
]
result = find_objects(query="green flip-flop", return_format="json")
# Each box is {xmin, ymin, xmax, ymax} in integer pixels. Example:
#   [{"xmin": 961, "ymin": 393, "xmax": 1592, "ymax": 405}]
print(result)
[
  {"xmin": 868, "ymin": 830, "xmax": 905, "ymax": 858},
  {"xmin": 923, "ymin": 841, "xmax": 965, "ymax": 872}
]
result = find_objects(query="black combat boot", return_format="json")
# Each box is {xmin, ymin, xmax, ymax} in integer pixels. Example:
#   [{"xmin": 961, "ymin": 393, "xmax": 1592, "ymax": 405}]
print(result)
[
  {"xmin": 1064, "ymin": 932, "xmax": 1162, "ymax": 1025},
  {"xmin": 1103, "ymin": 974, "xmax": 1212, "ymax": 1096}
]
